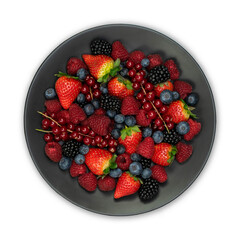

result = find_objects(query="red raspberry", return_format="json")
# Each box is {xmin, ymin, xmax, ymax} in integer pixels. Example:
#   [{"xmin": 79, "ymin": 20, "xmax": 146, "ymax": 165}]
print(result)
[
  {"xmin": 164, "ymin": 59, "xmax": 180, "ymax": 80},
  {"xmin": 94, "ymin": 108, "xmax": 106, "ymax": 115},
  {"xmin": 147, "ymin": 54, "xmax": 163, "ymax": 70},
  {"xmin": 116, "ymin": 153, "xmax": 132, "ymax": 170},
  {"xmin": 173, "ymin": 80, "xmax": 192, "ymax": 99},
  {"xmin": 121, "ymin": 96, "xmax": 141, "ymax": 115},
  {"xmin": 88, "ymin": 114, "xmax": 111, "ymax": 136},
  {"xmin": 78, "ymin": 172, "xmax": 97, "ymax": 192},
  {"xmin": 136, "ymin": 109, "xmax": 151, "ymax": 127},
  {"xmin": 45, "ymin": 142, "xmax": 62, "ymax": 162},
  {"xmin": 69, "ymin": 103, "xmax": 86, "ymax": 124},
  {"xmin": 176, "ymin": 142, "xmax": 193, "ymax": 163},
  {"xmin": 129, "ymin": 51, "xmax": 145, "ymax": 64},
  {"xmin": 111, "ymin": 41, "xmax": 129, "ymax": 61},
  {"xmin": 184, "ymin": 119, "xmax": 201, "ymax": 141},
  {"xmin": 57, "ymin": 110, "xmax": 70, "ymax": 124},
  {"xmin": 98, "ymin": 175, "xmax": 116, "ymax": 191},
  {"xmin": 151, "ymin": 165, "xmax": 167, "ymax": 183},
  {"xmin": 136, "ymin": 137, "xmax": 155, "ymax": 159},
  {"xmin": 45, "ymin": 99, "xmax": 62, "ymax": 113},
  {"xmin": 69, "ymin": 162, "xmax": 87, "ymax": 177},
  {"xmin": 66, "ymin": 57, "xmax": 87, "ymax": 75}
]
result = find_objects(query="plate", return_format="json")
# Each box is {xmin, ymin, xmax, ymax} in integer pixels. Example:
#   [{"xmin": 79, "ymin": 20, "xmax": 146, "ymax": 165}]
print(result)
[{"xmin": 24, "ymin": 24, "xmax": 216, "ymax": 216}]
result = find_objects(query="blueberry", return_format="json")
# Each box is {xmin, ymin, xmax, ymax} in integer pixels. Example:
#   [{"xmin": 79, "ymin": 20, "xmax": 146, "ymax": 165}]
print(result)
[
  {"xmin": 74, "ymin": 154, "xmax": 85, "ymax": 164},
  {"xmin": 185, "ymin": 93, "xmax": 199, "ymax": 106},
  {"xmin": 79, "ymin": 144, "xmax": 90, "ymax": 155},
  {"xmin": 115, "ymin": 123, "xmax": 125, "ymax": 130},
  {"xmin": 58, "ymin": 140, "xmax": 64, "ymax": 146},
  {"xmin": 142, "ymin": 127, "xmax": 153, "ymax": 138},
  {"xmin": 114, "ymin": 114, "xmax": 125, "ymax": 123},
  {"xmin": 160, "ymin": 90, "xmax": 173, "ymax": 104},
  {"xmin": 152, "ymin": 131, "xmax": 164, "ymax": 144},
  {"xmin": 176, "ymin": 121, "xmax": 190, "ymax": 135},
  {"xmin": 109, "ymin": 168, "xmax": 122, "ymax": 178},
  {"xmin": 120, "ymin": 68, "xmax": 129, "ymax": 77},
  {"xmin": 125, "ymin": 116, "xmax": 136, "ymax": 127},
  {"xmin": 129, "ymin": 162, "xmax": 143, "ymax": 175},
  {"xmin": 106, "ymin": 110, "xmax": 117, "ymax": 118},
  {"xmin": 100, "ymin": 85, "xmax": 108, "ymax": 94},
  {"xmin": 116, "ymin": 144, "xmax": 126, "ymax": 154},
  {"xmin": 77, "ymin": 68, "xmax": 88, "ymax": 80},
  {"xmin": 84, "ymin": 103, "xmax": 95, "ymax": 115},
  {"xmin": 91, "ymin": 99, "xmax": 100, "ymax": 109},
  {"xmin": 172, "ymin": 91, "xmax": 180, "ymax": 101},
  {"xmin": 141, "ymin": 58, "xmax": 150, "ymax": 67},
  {"xmin": 131, "ymin": 153, "xmax": 142, "ymax": 162},
  {"xmin": 141, "ymin": 168, "xmax": 152, "ymax": 179},
  {"xmin": 111, "ymin": 129, "xmax": 121, "ymax": 139},
  {"xmin": 45, "ymin": 88, "xmax": 56, "ymax": 99},
  {"xmin": 59, "ymin": 157, "xmax": 72, "ymax": 170},
  {"xmin": 77, "ymin": 93, "xmax": 85, "ymax": 104}
]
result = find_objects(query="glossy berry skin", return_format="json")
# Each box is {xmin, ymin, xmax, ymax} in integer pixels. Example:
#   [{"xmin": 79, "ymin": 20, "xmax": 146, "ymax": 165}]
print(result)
[
  {"xmin": 126, "ymin": 60, "xmax": 135, "ymax": 69},
  {"xmin": 155, "ymin": 118, "xmax": 163, "ymax": 127},
  {"xmin": 115, "ymin": 123, "xmax": 125, "ymax": 130},
  {"xmin": 146, "ymin": 91, "xmax": 155, "ymax": 101},
  {"xmin": 111, "ymin": 129, "xmax": 121, "ymax": 139},
  {"xmin": 59, "ymin": 157, "xmax": 72, "ymax": 170},
  {"xmin": 135, "ymin": 63, "xmax": 142, "ymax": 71},
  {"xmin": 152, "ymin": 131, "xmax": 164, "ymax": 143},
  {"xmin": 147, "ymin": 110, "xmax": 157, "ymax": 119},
  {"xmin": 60, "ymin": 132, "xmax": 69, "ymax": 141},
  {"xmin": 81, "ymin": 84, "xmax": 89, "ymax": 94},
  {"xmin": 58, "ymin": 117, "xmax": 66, "ymax": 125},
  {"xmin": 109, "ymin": 168, "xmax": 122, "ymax": 178},
  {"xmin": 128, "ymin": 69, "xmax": 136, "ymax": 78},
  {"xmin": 108, "ymin": 147, "xmax": 116, "ymax": 153},
  {"xmin": 83, "ymin": 136, "xmax": 92, "ymax": 145},
  {"xmin": 141, "ymin": 168, "xmax": 152, "ymax": 179},
  {"xmin": 74, "ymin": 154, "xmax": 85, "ymax": 164},
  {"xmin": 120, "ymin": 68, "xmax": 129, "ymax": 77},
  {"xmin": 93, "ymin": 89, "xmax": 101, "ymax": 98},
  {"xmin": 130, "ymin": 153, "xmax": 142, "ymax": 162},
  {"xmin": 42, "ymin": 119, "xmax": 51, "ymax": 128},
  {"xmin": 153, "ymin": 99, "xmax": 162, "ymax": 108},
  {"xmin": 84, "ymin": 104, "xmax": 95, "ymax": 115},
  {"xmin": 67, "ymin": 123, "xmax": 75, "ymax": 131},
  {"xmin": 129, "ymin": 162, "xmax": 143, "ymax": 175},
  {"xmin": 167, "ymin": 122, "xmax": 175, "ymax": 130},
  {"xmin": 176, "ymin": 121, "xmax": 190, "ymax": 135},
  {"xmin": 159, "ymin": 105, "xmax": 168, "ymax": 114},
  {"xmin": 125, "ymin": 116, "xmax": 136, "ymax": 127},
  {"xmin": 106, "ymin": 110, "xmax": 117, "ymax": 118},
  {"xmin": 85, "ymin": 93, "xmax": 92, "ymax": 102},
  {"xmin": 79, "ymin": 144, "xmax": 90, "ymax": 155},
  {"xmin": 136, "ymin": 92, "xmax": 144, "ymax": 100},
  {"xmin": 77, "ymin": 68, "xmax": 88, "ymax": 80},
  {"xmin": 185, "ymin": 93, "xmax": 199, "ymax": 106},
  {"xmin": 132, "ymin": 82, "xmax": 141, "ymax": 90},
  {"xmin": 86, "ymin": 77, "xmax": 95, "ymax": 86},
  {"xmin": 143, "ymin": 102, "xmax": 152, "ymax": 111},
  {"xmin": 45, "ymin": 88, "xmax": 56, "ymax": 99},
  {"xmin": 142, "ymin": 127, "xmax": 152, "ymax": 138},
  {"xmin": 44, "ymin": 133, "xmax": 53, "ymax": 142},
  {"xmin": 163, "ymin": 115, "xmax": 172, "ymax": 123},
  {"xmin": 52, "ymin": 126, "xmax": 61, "ymax": 135},
  {"xmin": 94, "ymin": 135, "xmax": 102, "ymax": 144},
  {"xmin": 77, "ymin": 93, "xmax": 85, "ymax": 103},
  {"xmin": 116, "ymin": 145, "xmax": 126, "ymax": 155},
  {"xmin": 135, "ymin": 74, "xmax": 143, "ymax": 82},
  {"xmin": 141, "ymin": 58, "xmax": 150, "ymax": 67},
  {"xmin": 172, "ymin": 91, "xmax": 180, "ymax": 101},
  {"xmin": 91, "ymin": 99, "xmax": 100, "ymax": 109},
  {"xmin": 160, "ymin": 90, "xmax": 173, "ymax": 104},
  {"xmin": 144, "ymin": 82, "xmax": 154, "ymax": 91}
]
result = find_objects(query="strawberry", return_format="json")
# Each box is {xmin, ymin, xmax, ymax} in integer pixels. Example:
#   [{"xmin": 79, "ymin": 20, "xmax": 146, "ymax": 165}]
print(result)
[
  {"xmin": 129, "ymin": 51, "xmax": 145, "ymax": 64},
  {"xmin": 55, "ymin": 72, "xmax": 82, "ymax": 109},
  {"xmin": 66, "ymin": 57, "xmax": 87, "ymax": 75},
  {"xmin": 69, "ymin": 161, "xmax": 87, "ymax": 177},
  {"xmin": 98, "ymin": 175, "xmax": 116, "ymax": 191},
  {"xmin": 85, "ymin": 148, "xmax": 117, "ymax": 175},
  {"xmin": 147, "ymin": 54, "xmax": 163, "ymax": 70},
  {"xmin": 108, "ymin": 76, "xmax": 134, "ymax": 99},
  {"xmin": 176, "ymin": 142, "xmax": 193, "ymax": 163},
  {"xmin": 136, "ymin": 109, "xmax": 151, "ymax": 127},
  {"xmin": 167, "ymin": 99, "xmax": 196, "ymax": 124},
  {"xmin": 164, "ymin": 59, "xmax": 179, "ymax": 80},
  {"xmin": 45, "ymin": 142, "xmax": 62, "ymax": 162},
  {"xmin": 151, "ymin": 165, "xmax": 167, "ymax": 183},
  {"xmin": 111, "ymin": 41, "xmax": 129, "ymax": 61},
  {"xmin": 136, "ymin": 137, "xmax": 155, "ymax": 159},
  {"xmin": 121, "ymin": 96, "xmax": 141, "ymax": 115},
  {"xmin": 184, "ymin": 119, "xmax": 201, "ymax": 141},
  {"xmin": 69, "ymin": 103, "xmax": 86, "ymax": 124},
  {"xmin": 88, "ymin": 114, "xmax": 111, "ymax": 136},
  {"xmin": 154, "ymin": 80, "xmax": 174, "ymax": 97},
  {"xmin": 118, "ymin": 126, "xmax": 142, "ymax": 154},
  {"xmin": 44, "ymin": 99, "xmax": 62, "ymax": 113},
  {"xmin": 152, "ymin": 143, "xmax": 177, "ymax": 166},
  {"xmin": 78, "ymin": 172, "xmax": 97, "ymax": 192},
  {"xmin": 82, "ymin": 55, "xmax": 120, "ymax": 82},
  {"xmin": 173, "ymin": 80, "xmax": 192, "ymax": 99},
  {"xmin": 114, "ymin": 172, "xmax": 141, "ymax": 199}
]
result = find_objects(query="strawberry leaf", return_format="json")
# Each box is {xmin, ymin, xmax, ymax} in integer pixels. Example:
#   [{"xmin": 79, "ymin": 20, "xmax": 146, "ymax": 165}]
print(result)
[
  {"xmin": 113, "ymin": 58, "xmax": 120, "ymax": 68},
  {"xmin": 131, "ymin": 125, "xmax": 141, "ymax": 133},
  {"xmin": 110, "ymin": 162, "xmax": 117, "ymax": 169},
  {"xmin": 103, "ymin": 168, "xmax": 110, "ymax": 175},
  {"xmin": 121, "ymin": 130, "xmax": 127, "ymax": 140},
  {"xmin": 54, "ymin": 71, "xmax": 80, "ymax": 80},
  {"xmin": 167, "ymin": 156, "xmax": 175, "ymax": 164}
]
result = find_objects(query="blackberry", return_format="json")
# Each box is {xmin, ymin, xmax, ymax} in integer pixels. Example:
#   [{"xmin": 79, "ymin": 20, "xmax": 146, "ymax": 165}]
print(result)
[
  {"xmin": 100, "ymin": 94, "xmax": 121, "ymax": 113},
  {"xmin": 148, "ymin": 65, "xmax": 170, "ymax": 85},
  {"xmin": 90, "ymin": 39, "xmax": 112, "ymax": 56},
  {"xmin": 62, "ymin": 140, "xmax": 80, "ymax": 158},
  {"xmin": 163, "ymin": 129, "xmax": 181, "ymax": 145},
  {"xmin": 138, "ymin": 178, "xmax": 159, "ymax": 201},
  {"xmin": 140, "ymin": 158, "xmax": 151, "ymax": 169}
]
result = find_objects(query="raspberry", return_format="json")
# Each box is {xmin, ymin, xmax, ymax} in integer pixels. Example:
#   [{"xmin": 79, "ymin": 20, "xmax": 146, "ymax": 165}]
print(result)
[
  {"xmin": 136, "ymin": 109, "xmax": 151, "ymax": 127},
  {"xmin": 80, "ymin": 118, "xmax": 89, "ymax": 126},
  {"xmin": 151, "ymin": 165, "xmax": 167, "ymax": 183},
  {"xmin": 129, "ymin": 51, "xmax": 145, "ymax": 64},
  {"xmin": 98, "ymin": 175, "xmax": 116, "ymax": 191},
  {"xmin": 147, "ymin": 54, "xmax": 163, "ymax": 70},
  {"xmin": 78, "ymin": 172, "xmax": 97, "ymax": 192},
  {"xmin": 88, "ymin": 114, "xmax": 111, "ymax": 136},
  {"xmin": 57, "ymin": 110, "xmax": 70, "ymax": 123},
  {"xmin": 66, "ymin": 57, "xmax": 87, "ymax": 76},
  {"xmin": 164, "ymin": 59, "xmax": 180, "ymax": 80},
  {"xmin": 173, "ymin": 80, "xmax": 192, "ymax": 99},
  {"xmin": 116, "ymin": 153, "xmax": 132, "ymax": 170},
  {"xmin": 69, "ymin": 161, "xmax": 87, "ymax": 177},
  {"xmin": 184, "ymin": 119, "xmax": 201, "ymax": 141},
  {"xmin": 176, "ymin": 142, "xmax": 193, "ymax": 163},
  {"xmin": 45, "ymin": 142, "xmax": 62, "ymax": 162},
  {"xmin": 136, "ymin": 137, "xmax": 155, "ymax": 159},
  {"xmin": 111, "ymin": 41, "xmax": 129, "ymax": 61},
  {"xmin": 45, "ymin": 99, "xmax": 62, "ymax": 113},
  {"xmin": 69, "ymin": 103, "xmax": 86, "ymax": 124},
  {"xmin": 121, "ymin": 96, "xmax": 141, "ymax": 115},
  {"xmin": 94, "ymin": 108, "xmax": 106, "ymax": 115}
]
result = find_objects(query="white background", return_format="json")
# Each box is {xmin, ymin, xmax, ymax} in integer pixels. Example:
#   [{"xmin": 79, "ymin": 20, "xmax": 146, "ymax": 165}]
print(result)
[{"xmin": 1, "ymin": 0, "xmax": 239, "ymax": 239}]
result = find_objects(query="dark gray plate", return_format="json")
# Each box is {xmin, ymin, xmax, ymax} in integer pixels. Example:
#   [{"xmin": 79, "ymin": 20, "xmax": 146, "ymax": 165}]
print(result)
[{"xmin": 24, "ymin": 24, "xmax": 216, "ymax": 216}]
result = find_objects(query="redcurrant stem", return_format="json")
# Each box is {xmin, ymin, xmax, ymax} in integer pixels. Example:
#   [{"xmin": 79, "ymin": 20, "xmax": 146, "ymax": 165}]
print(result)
[
  {"xmin": 35, "ymin": 129, "xmax": 53, "ymax": 133},
  {"xmin": 37, "ymin": 111, "xmax": 61, "ymax": 127},
  {"xmin": 89, "ymin": 87, "xmax": 93, "ymax": 100},
  {"xmin": 140, "ymin": 85, "xmax": 170, "ymax": 133}
]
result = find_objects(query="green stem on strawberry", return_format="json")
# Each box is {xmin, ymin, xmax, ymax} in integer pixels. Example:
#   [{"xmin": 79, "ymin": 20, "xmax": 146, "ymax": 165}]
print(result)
[
  {"xmin": 54, "ymin": 71, "xmax": 80, "ymax": 80},
  {"xmin": 180, "ymin": 99, "xmax": 197, "ymax": 119},
  {"xmin": 102, "ymin": 154, "xmax": 118, "ymax": 175},
  {"xmin": 126, "ymin": 171, "xmax": 143, "ymax": 184}
]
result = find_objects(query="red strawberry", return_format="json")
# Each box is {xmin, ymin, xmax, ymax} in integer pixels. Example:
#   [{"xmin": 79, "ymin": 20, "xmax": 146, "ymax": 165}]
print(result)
[
  {"xmin": 164, "ymin": 59, "xmax": 179, "ymax": 80},
  {"xmin": 66, "ymin": 57, "xmax": 87, "ymax": 75},
  {"xmin": 45, "ymin": 99, "xmax": 62, "ymax": 113},
  {"xmin": 98, "ymin": 175, "xmax": 116, "ymax": 191},
  {"xmin": 151, "ymin": 165, "xmax": 167, "ymax": 183},
  {"xmin": 154, "ymin": 80, "xmax": 174, "ymax": 97},
  {"xmin": 108, "ymin": 76, "xmax": 134, "ymax": 99},
  {"xmin": 176, "ymin": 142, "xmax": 193, "ymax": 163},
  {"xmin": 129, "ymin": 51, "xmax": 145, "ymax": 64},
  {"xmin": 174, "ymin": 80, "xmax": 192, "ymax": 99},
  {"xmin": 78, "ymin": 172, "xmax": 97, "ymax": 192},
  {"xmin": 152, "ymin": 143, "xmax": 177, "ymax": 166},
  {"xmin": 69, "ymin": 103, "xmax": 86, "ymax": 124},
  {"xmin": 116, "ymin": 153, "xmax": 132, "ymax": 170},
  {"xmin": 55, "ymin": 75, "xmax": 82, "ymax": 109},
  {"xmin": 111, "ymin": 41, "xmax": 129, "ymax": 61},
  {"xmin": 147, "ymin": 54, "xmax": 163, "ymax": 70},
  {"xmin": 118, "ymin": 126, "xmax": 142, "ymax": 154},
  {"xmin": 94, "ymin": 108, "xmax": 106, "ymax": 115},
  {"xmin": 136, "ymin": 137, "xmax": 155, "ymax": 159},
  {"xmin": 70, "ymin": 162, "xmax": 87, "ymax": 177},
  {"xmin": 85, "ymin": 148, "xmax": 115, "ymax": 175},
  {"xmin": 88, "ymin": 114, "xmax": 111, "ymax": 136},
  {"xmin": 136, "ymin": 109, "xmax": 151, "ymax": 127},
  {"xmin": 45, "ymin": 142, "xmax": 62, "ymax": 162},
  {"xmin": 184, "ymin": 119, "xmax": 201, "ymax": 141},
  {"xmin": 114, "ymin": 172, "xmax": 141, "ymax": 199},
  {"xmin": 121, "ymin": 96, "xmax": 141, "ymax": 115},
  {"xmin": 57, "ymin": 110, "xmax": 70, "ymax": 123}
]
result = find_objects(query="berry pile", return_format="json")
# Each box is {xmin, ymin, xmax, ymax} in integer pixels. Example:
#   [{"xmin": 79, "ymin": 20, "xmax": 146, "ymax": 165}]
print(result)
[{"xmin": 37, "ymin": 38, "xmax": 201, "ymax": 201}]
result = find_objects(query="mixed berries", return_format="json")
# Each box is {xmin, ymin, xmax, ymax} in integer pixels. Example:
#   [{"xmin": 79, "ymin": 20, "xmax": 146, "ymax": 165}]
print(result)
[{"xmin": 37, "ymin": 38, "xmax": 202, "ymax": 202}]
